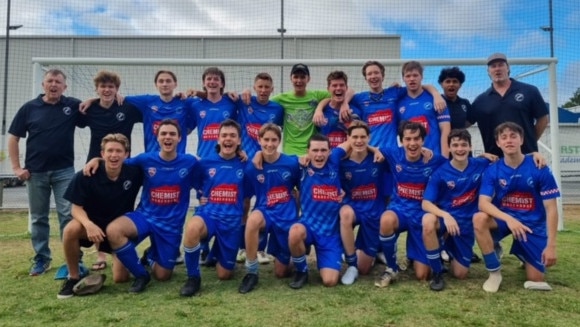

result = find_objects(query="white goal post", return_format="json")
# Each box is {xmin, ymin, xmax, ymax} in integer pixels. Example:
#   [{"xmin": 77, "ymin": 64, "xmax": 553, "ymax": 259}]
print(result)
[{"xmin": 31, "ymin": 57, "xmax": 563, "ymax": 230}]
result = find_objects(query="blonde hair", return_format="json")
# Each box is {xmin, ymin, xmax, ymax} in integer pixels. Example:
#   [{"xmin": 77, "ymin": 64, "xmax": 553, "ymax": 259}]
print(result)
[{"xmin": 100, "ymin": 133, "xmax": 130, "ymax": 153}]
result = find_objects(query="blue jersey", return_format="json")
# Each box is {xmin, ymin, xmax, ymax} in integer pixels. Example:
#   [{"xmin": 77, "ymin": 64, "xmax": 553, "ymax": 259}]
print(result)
[
  {"xmin": 126, "ymin": 152, "xmax": 199, "ymax": 234},
  {"xmin": 125, "ymin": 95, "xmax": 196, "ymax": 153},
  {"xmin": 299, "ymin": 148, "xmax": 344, "ymax": 237},
  {"xmin": 245, "ymin": 154, "xmax": 301, "ymax": 230},
  {"xmin": 318, "ymin": 104, "xmax": 361, "ymax": 149},
  {"xmin": 195, "ymin": 153, "xmax": 248, "ymax": 229},
  {"xmin": 397, "ymin": 92, "xmax": 450, "ymax": 154},
  {"xmin": 236, "ymin": 96, "xmax": 284, "ymax": 158},
  {"xmin": 351, "ymin": 87, "xmax": 407, "ymax": 148},
  {"xmin": 340, "ymin": 152, "xmax": 387, "ymax": 218},
  {"xmin": 479, "ymin": 155, "xmax": 560, "ymax": 235},
  {"xmin": 191, "ymin": 96, "xmax": 238, "ymax": 158},
  {"xmin": 383, "ymin": 147, "xmax": 447, "ymax": 225},
  {"xmin": 423, "ymin": 157, "xmax": 490, "ymax": 229}
]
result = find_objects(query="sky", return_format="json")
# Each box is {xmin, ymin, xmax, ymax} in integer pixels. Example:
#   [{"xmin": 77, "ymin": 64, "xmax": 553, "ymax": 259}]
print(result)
[{"xmin": 2, "ymin": 0, "xmax": 579, "ymax": 105}]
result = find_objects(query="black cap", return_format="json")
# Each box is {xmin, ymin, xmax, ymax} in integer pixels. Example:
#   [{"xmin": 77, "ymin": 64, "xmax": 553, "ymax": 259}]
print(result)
[{"xmin": 290, "ymin": 63, "xmax": 310, "ymax": 76}]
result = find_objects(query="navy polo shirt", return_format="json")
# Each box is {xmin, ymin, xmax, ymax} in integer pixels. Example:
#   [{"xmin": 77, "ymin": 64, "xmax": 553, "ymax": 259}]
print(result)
[
  {"xmin": 443, "ymin": 94, "xmax": 472, "ymax": 130},
  {"xmin": 64, "ymin": 164, "xmax": 143, "ymax": 228},
  {"xmin": 8, "ymin": 95, "xmax": 82, "ymax": 172},
  {"xmin": 468, "ymin": 79, "xmax": 548, "ymax": 157},
  {"xmin": 78, "ymin": 101, "xmax": 143, "ymax": 162}
]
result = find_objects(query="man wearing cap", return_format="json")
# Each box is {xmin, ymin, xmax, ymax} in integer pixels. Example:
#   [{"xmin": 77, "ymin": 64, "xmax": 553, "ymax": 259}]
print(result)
[{"xmin": 467, "ymin": 53, "xmax": 549, "ymax": 157}]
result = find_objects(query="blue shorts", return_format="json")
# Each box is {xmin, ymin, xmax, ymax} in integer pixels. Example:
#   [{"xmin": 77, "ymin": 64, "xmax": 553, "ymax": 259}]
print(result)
[
  {"xmin": 439, "ymin": 219, "xmax": 474, "ymax": 268},
  {"xmin": 389, "ymin": 208, "xmax": 427, "ymax": 265},
  {"xmin": 302, "ymin": 224, "xmax": 343, "ymax": 271},
  {"xmin": 353, "ymin": 211, "xmax": 381, "ymax": 258},
  {"xmin": 126, "ymin": 211, "xmax": 181, "ymax": 270},
  {"xmin": 262, "ymin": 213, "xmax": 292, "ymax": 265},
  {"xmin": 198, "ymin": 214, "xmax": 242, "ymax": 271},
  {"xmin": 493, "ymin": 219, "xmax": 547, "ymax": 273}
]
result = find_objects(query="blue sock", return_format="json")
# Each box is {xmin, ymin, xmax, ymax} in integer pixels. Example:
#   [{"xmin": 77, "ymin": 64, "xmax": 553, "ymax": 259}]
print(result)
[
  {"xmin": 379, "ymin": 233, "xmax": 399, "ymax": 271},
  {"xmin": 426, "ymin": 248, "xmax": 443, "ymax": 274},
  {"xmin": 245, "ymin": 258, "xmax": 259, "ymax": 275},
  {"xmin": 345, "ymin": 253, "xmax": 358, "ymax": 267},
  {"xmin": 483, "ymin": 252, "xmax": 501, "ymax": 272},
  {"xmin": 292, "ymin": 255, "xmax": 308, "ymax": 273},
  {"xmin": 184, "ymin": 244, "xmax": 201, "ymax": 278},
  {"xmin": 114, "ymin": 242, "xmax": 148, "ymax": 278},
  {"xmin": 258, "ymin": 232, "xmax": 268, "ymax": 252}
]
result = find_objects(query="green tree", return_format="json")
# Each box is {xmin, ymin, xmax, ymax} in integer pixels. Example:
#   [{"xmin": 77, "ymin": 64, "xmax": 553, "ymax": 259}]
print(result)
[{"xmin": 563, "ymin": 87, "xmax": 580, "ymax": 108}]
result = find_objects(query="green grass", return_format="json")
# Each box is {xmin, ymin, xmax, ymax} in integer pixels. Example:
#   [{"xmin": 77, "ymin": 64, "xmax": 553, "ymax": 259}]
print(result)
[{"xmin": 1, "ymin": 208, "xmax": 579, "ymax": 327}]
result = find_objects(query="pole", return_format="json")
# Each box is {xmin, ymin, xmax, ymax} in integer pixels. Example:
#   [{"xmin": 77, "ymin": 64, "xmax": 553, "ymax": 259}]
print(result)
[
  {"xmin": 1, "ymin": 0, "xmax": 13, "ymax": 136},
  {"xmin": 548, "ymin": 0, "xmax": 554, "ymax": 57},
  {"xmin": 278, "ymin": 0, "xmax": 286, "ymax": 91}
]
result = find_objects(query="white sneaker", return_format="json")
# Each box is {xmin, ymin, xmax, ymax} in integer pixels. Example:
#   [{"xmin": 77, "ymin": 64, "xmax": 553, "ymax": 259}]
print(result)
[
  {"xmin": 236, "ymin": 249, "xmax": 246, "ymax": 263},
  {"xmin": 524, "ymin": 281, "xmax": 552, "ymax": 291},
  {"xmin": 441, "ymin": 250, "xmax": 450, "ymax": 262},
  {"xmin": 374, "ymin": 267, "xmax": 398, "ymax": 288},
  {"xmin": 257, "ymin": 251, "xmax": 271, "ymax": 264},
  {"xmin": 341, "ymin": 266, "xmax": 359, "ymax": 285},
  {"xmin": 482, "ymin": 271, "xmax": 503, "ymax": 293}
]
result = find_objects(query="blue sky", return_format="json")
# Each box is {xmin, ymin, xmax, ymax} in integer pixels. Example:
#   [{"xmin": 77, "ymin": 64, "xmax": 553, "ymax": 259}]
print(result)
[{"xmin": 2, "ymin": 0, "xmax": 578, "ymax": 105}]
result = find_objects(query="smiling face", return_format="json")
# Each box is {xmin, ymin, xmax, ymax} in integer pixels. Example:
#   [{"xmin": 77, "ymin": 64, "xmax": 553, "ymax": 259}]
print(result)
[
  {"xmin": 218, "ymin": 125, "xmax": 241, "ymax": 158},
  {"xmin": 364, "ymin": 64, "xmax": 384, "ymax": 93},
  {"xmin": 496, "ymin": 127, "xmax": 524, "ymax": 156},
  {"xmin": 259, "ymin": 129, "xmax": 281, "ymax": 157},
  {"xmin": 401, "ymin": 128, "xmax": 424, "ymax": 161},
  {"xmin": 155, "ymin": 72, "xmax": 177, "ymax": 97},
  {"xmin": 96, "ymin": 82, "xmax": 118, "ymax": 104},
  {"xmin": 101, "ymin": 140, "xmax": 128, "ymax": 171},
  {"xmin": 291, "ymin": 73, "xmax": 310, "ymax": 96},
  {"xmin": 328, "ymin": 78, "xmax": 347, "ymax": 103},
  {"xmin": 157, "ymin": 123, "xmax": 181, "ymax": 154},
  {"xmin": 203, "ymin": 73, "xmax": 224, "ymax": 96},
  {"xmin": 449, "ymin": 137, "xmax": 471, "ymax": 162},
  {"xmin": 348, "ymin": 126, "xmax": 370, "ymax": 154}
]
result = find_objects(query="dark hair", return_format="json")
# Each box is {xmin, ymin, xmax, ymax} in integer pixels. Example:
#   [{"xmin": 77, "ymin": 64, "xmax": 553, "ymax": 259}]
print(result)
[
  {"xmin": 438, "ymin": 67, "xmax": 466, "ymax": 84},
  {"xmin": 255, "ymin": 72, "xmax": 273, "ymax": 83},
  {"xmin": 94, "ymin": 70, "xmax": 121, "ymax": 89},
  {"xmin": 398, "ymin": 120, "xmax": 427, "ymax": 141},
  {"xmin": 158, "ymin": 119, "xmax": 181, "ymax": 137},
  {"xmin": 326, "ymin": 71, "xmax": 348, "ymax": 87},
  {"xmin": 154, "ymin": 70, "xmax": 177, "ymax": 83},
  {"xmin": 215, "ymin": 119, "xmax": 242, "ymax": 154},
  {"xmin": 362, "ymin": 61, "xmax": 385, "ymax": 78},
  {"xmin": 401, "ymin": 61, "xmax": 424, "ymax": 76},
  {"xmin": 448, "ymin": 129, "xmax": 471, "ymax": 146},
  {"xmin": 308, "ymin": 133, "xmax": 331, "ymax": 149},
  {"xmin": 347, "ymin": 120, "xmax": 370, "ymax": 136},
  {"xmin": 494, "ymin": 122, "xmax": 524, "ymax": 140},
  {"xmin": 203, "ymin": 67, "xmax": 226, "ymax": 94}
]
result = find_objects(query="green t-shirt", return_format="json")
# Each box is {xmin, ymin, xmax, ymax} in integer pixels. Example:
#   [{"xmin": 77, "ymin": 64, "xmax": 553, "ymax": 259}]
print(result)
[{"xmin": 272, "ymin": 90, "xmax": 330, "ymax": 155}]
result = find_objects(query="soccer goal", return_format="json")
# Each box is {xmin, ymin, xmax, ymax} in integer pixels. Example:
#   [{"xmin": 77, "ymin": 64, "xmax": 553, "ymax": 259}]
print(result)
[{"xmin": 31, "ymin": 57, "xmax": 566, "ymax": 229}]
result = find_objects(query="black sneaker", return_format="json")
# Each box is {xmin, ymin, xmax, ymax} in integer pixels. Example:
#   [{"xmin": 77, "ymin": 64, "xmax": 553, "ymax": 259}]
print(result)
[
  {"xmin": 57, "ymin": 278, "xmax": 80, "ymax": 299},
  {"xmin": 289, "ymin": 271, "xmax": 308, "ymax": 289},
  {"xmin": 238, "ymin": 273, "xmax": 259, "ymax": 294},
  {"xmin": 430, "ymin": 273, "xmax": 445, "ymax": 292},
  {"xmin": 128, "ymin": 274, "xmax": 151, "ymax": 293},
  {"xmin": 180, "ymin": 276, "xmax": 201, "ymax": 297}
]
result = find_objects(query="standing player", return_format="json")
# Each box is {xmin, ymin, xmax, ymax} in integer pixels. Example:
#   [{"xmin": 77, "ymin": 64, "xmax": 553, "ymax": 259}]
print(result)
[
  {"xmin": 421, "ymin": 129, "xmax": 496, "ymax": 291},
  {"xmin": 474, "ymin": 122, "xmax": 559, "ymax": 293},
  {"xmin": 398, "ymin": 61, "xmax": 451, "ymax": 157},
  {"xmin": 100, "ymin": 120, "xmax": 199, "ymax": 293},
  {"xmin": 375, "ymin": 121, "xmax": 447, "ymax": 288},
  {"xmin": 338, "ymin": 121, "xmax": 388, "ymax": 285},
  {"xmin": 180, "ymin": 119, "xmax": 248, "ymax": 297},
  {"xmin": 8, "ymin": 69, "xmax": 82, "ymax": 276},
  {"xmin": 238, "ymin": 123, "xmax": 301, "ymax": 294},
  {"xmin": 287, "ymin": 134, "xmax": 344, "ymax": 289},
  {"xmin": 58, "ymin": 134, "xmax": 143, "ymax": 299}
]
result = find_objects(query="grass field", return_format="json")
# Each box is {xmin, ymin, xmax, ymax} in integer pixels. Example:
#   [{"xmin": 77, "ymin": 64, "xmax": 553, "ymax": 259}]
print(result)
[{"xmin": 1, "ymin": 207, "xmax": 579, "ymax": 327}]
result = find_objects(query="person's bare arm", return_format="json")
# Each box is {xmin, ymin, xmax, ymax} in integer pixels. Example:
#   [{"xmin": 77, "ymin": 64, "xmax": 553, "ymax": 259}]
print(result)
[
  {"xmin": 439, "ymin": 121, "xmax": 451, "ymax": 158},
  {"xmin": 535, "ymin": 115, "xmax": 549, "ymax": 140},
  {"xmin": 542, "ymin": 198, "xmax": 558, "ymax": 267},
  {"xmin": 479, "ymin": 195, "xmax": 532, "ymax": 242},
  {"xmin": 422, "ymin": 84, "xmax": 446, "ymax": 113},
  {"xmin": 313, "ymin": 98, "xmax": 331, "ymax": 126},
  {"xmin": 422, "ymin": 199, "xmax": 460, "ymax": 236},
  {"xmin": 8, "ymin": 134, "xmax": 29, "ymax": 180}
]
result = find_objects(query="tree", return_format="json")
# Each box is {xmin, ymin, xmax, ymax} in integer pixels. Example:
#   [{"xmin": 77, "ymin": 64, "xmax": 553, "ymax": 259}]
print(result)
[{"xmin": 563, "ymin": 87, "xmax": 580, "ymax": 108}]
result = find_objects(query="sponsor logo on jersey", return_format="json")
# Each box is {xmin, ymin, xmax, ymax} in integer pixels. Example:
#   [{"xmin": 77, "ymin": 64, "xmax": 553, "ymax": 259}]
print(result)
[
  {"xmin": 409, "ymin": 116, "xmax": 430, "ymax": 133},
  {"xmin": 150, "ymin": 185, "xmax": 180, "ymax": 205},
  {"xmin": 246, "ymin": 123, "xmax": 261, "ymax": 141},
  {"xmin": 396, "ymin": 182, "xmax": 425, "ymax": 201},
  {"xmin": 312, "ymin": 185, "xmax": 340, "ymax": 202},
  {"xmin": 148, "ymin": 167, "xmax": 156, "ymax": 177},
  {"xmin": 209, "ymin": 184, "xmax": 238, "ymax": 204},
  {"xmin": 501, "ymin": 191, "xmax": 535, "ymax": 210},
  {"xmin": 267, "ymin": 186, "xmax": 290, "ymax": 206},
  {"xmin": 202, "ymin": 123, "xmax": 220, "ymax": 141},
  {"xmin": 152, "ymin": 119, "xmax": 179, "ymax": 136},
  {"xmin": 208, "ymin": 168, "xmax": 216, "ymax": 178},
  {"xmin": 328, "ymin": 131, "xmax": 346, "ymax": 148},
  {"xmin": 451, "ymin": 188, "xmax": 476, "ymax": 207},
  {"xmin": 351, "ymin": 184, "xmax": 377, "ymax": 201}
]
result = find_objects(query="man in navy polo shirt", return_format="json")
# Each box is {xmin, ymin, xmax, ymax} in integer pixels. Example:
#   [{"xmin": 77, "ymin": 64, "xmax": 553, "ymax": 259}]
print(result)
[
  {"xmin": 8, "ymin": 69, "xmax": 83, "ymax": 276},
  {"xmin": 58, "ymin": 133, "xmax": 143, "ymax": 299},
  {"xmin": 468, "ymin": 53, "xmax": 549, "ymax": 157}
]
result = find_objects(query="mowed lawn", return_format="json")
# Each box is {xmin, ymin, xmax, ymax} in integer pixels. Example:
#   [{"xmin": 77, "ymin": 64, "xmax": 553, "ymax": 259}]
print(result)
[{"xmin": 1, "ymin": 207, "xmax": 579, "ymax": 327}]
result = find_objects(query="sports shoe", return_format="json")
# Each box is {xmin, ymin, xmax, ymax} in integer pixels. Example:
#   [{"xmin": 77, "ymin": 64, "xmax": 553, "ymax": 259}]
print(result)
[
  {"xmin": 482, "ymin": 271, "xmax": 502, "ymax": 293},
  {"xmin": 128, "ymin": 273, "xmax": 151, "ymax": 293},
  {"xmin": 289, "ymin": 271, "xmax": 309, "ymax": 289},
  {"xmin": 180, "ymin": 276, "xmax": 201, "ymax": 297},
  {"xmin": 374, "ymin": 267, "xmax": 398, "ymax": 288},
  {"xmin": 73, "ymin": 274, "xmax": 107, "ymax": 296},
  {"xmin": 523, "ymin": 281, "xmax": 552, "ymax": 291},
  {"xmin": 30, "ymin": 258, "xmax": 52, "ymax": 276},
  {"xmin": 257, "ymin": 251, "xmax": 271, "ymax": 264},
  {"xmin": 341, "ymin": 266, "xmax": 359, "ymax": 285},
  {"xmin": 430, "ymin": 272, "xmax": 445, "ymax": 291},
  {"xmin": 238, "ymin": 273, "xmax": 259, "ymax": 294},
  {"xmin": 494, "ymin": 242, "xmax": 504, "ymax": 260},
  {"xmin": 57, "ymin": 278, "xmax": 80, "ymax": 299},
  {"xmin": 441, "ymin": 250, "xmax": 450, "ymax": 263},
  {"xmin": 398, "ymin": 258, "xmax": 411, "ymax": 272},
  {"xmin": 236, "ymin": 249, "xmax": 246, "ymax": 263}
]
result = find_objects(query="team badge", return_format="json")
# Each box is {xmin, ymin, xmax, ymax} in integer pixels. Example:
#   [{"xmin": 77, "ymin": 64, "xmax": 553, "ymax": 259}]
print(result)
[
  {"xmin": 363, "ymin": 101, "xmax": 370, "ymax": 107},
  {"xmin": 175, "ymin": 106, "xmax": 183, "ymax": 114},
  {"xmin": 395, "ymin": 164, "xmax": 402, "ymax": 173},
  {"xmin": 423, "ymin": 102, "xmax": 432, "ymax": 110},
  {"xmin": 208, "ymin": 168, "xmax": 216, "ymax": 178},
  {"xmin": 236, "ymin": 169, "xmax": 244, "ymax": 179},
  {"xmin": 447, "ymin": 181, "xmax": 455, "ymax": 189},
  {"xmin": 200, "ymin": 111, "xmax": 206, "ymax": 119},
  {"xmin": 461, "ymin": 104, "xmax": 467, "ymax": 112},
  {"xmin": 179, "ymin": 168, "xmax": 188, "ymax": 178},
  {"xmin": 116, "ymin": 112, "xmax": 126, "ymax": 121},
  {"xmin": 398, "ymin": 106, "xmax": 406, "ymax": 115},
  {"xmin": 307, "ymin": 168, "xmax": 314, "ymax": 176},
  {"xmin": 344, "ymin": 172, "xmax": 352, "ymax": 180},
  {"xmin": 499, "ymin": 179, "xmax": 507, "ymax": 188},
  {"xmin": 527, "ymin": 177, "xmax": 534, "ymax": 187},
  {"xmin": 257, "ymin": 174, "xmax": 265, "ymax": 183},
  {"xmin": 148, "ymin": 167, "xmax": 156, "ymax": 177},
  {"xmin": 282, "ymin": 171, "xmax": 291, "ymax": 180},
  {"xmin": 248, "ymin": 106, "xmax": 254, "ymax": 114},
  {"xmin": 514, "ymin": 93, "xmax": 524, "ymax": 102},
  {"xmin": 151, "ymin": 106, "xmax": 158, "ymax": 112},
  {"xmin": 223, "ymin": 111, "xmax": 231, "ymax": 119},
  {"xmin": 472, "ymin": 174, "xmax": 481, "ymax": 182},
  {"xmin": 123, "ymin": 180, "xmax": 132, "ymax": 190},
  {"xmin": 63, "ymin": 107, "xmax": 72, "ymax": 115},
  {"xmin": 372, "ymin": 168, "xmax": 379, "ymax": 177},
  {"xmin": 423, "ymin": 168, "xmax": 432, "ymax": 177}
]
